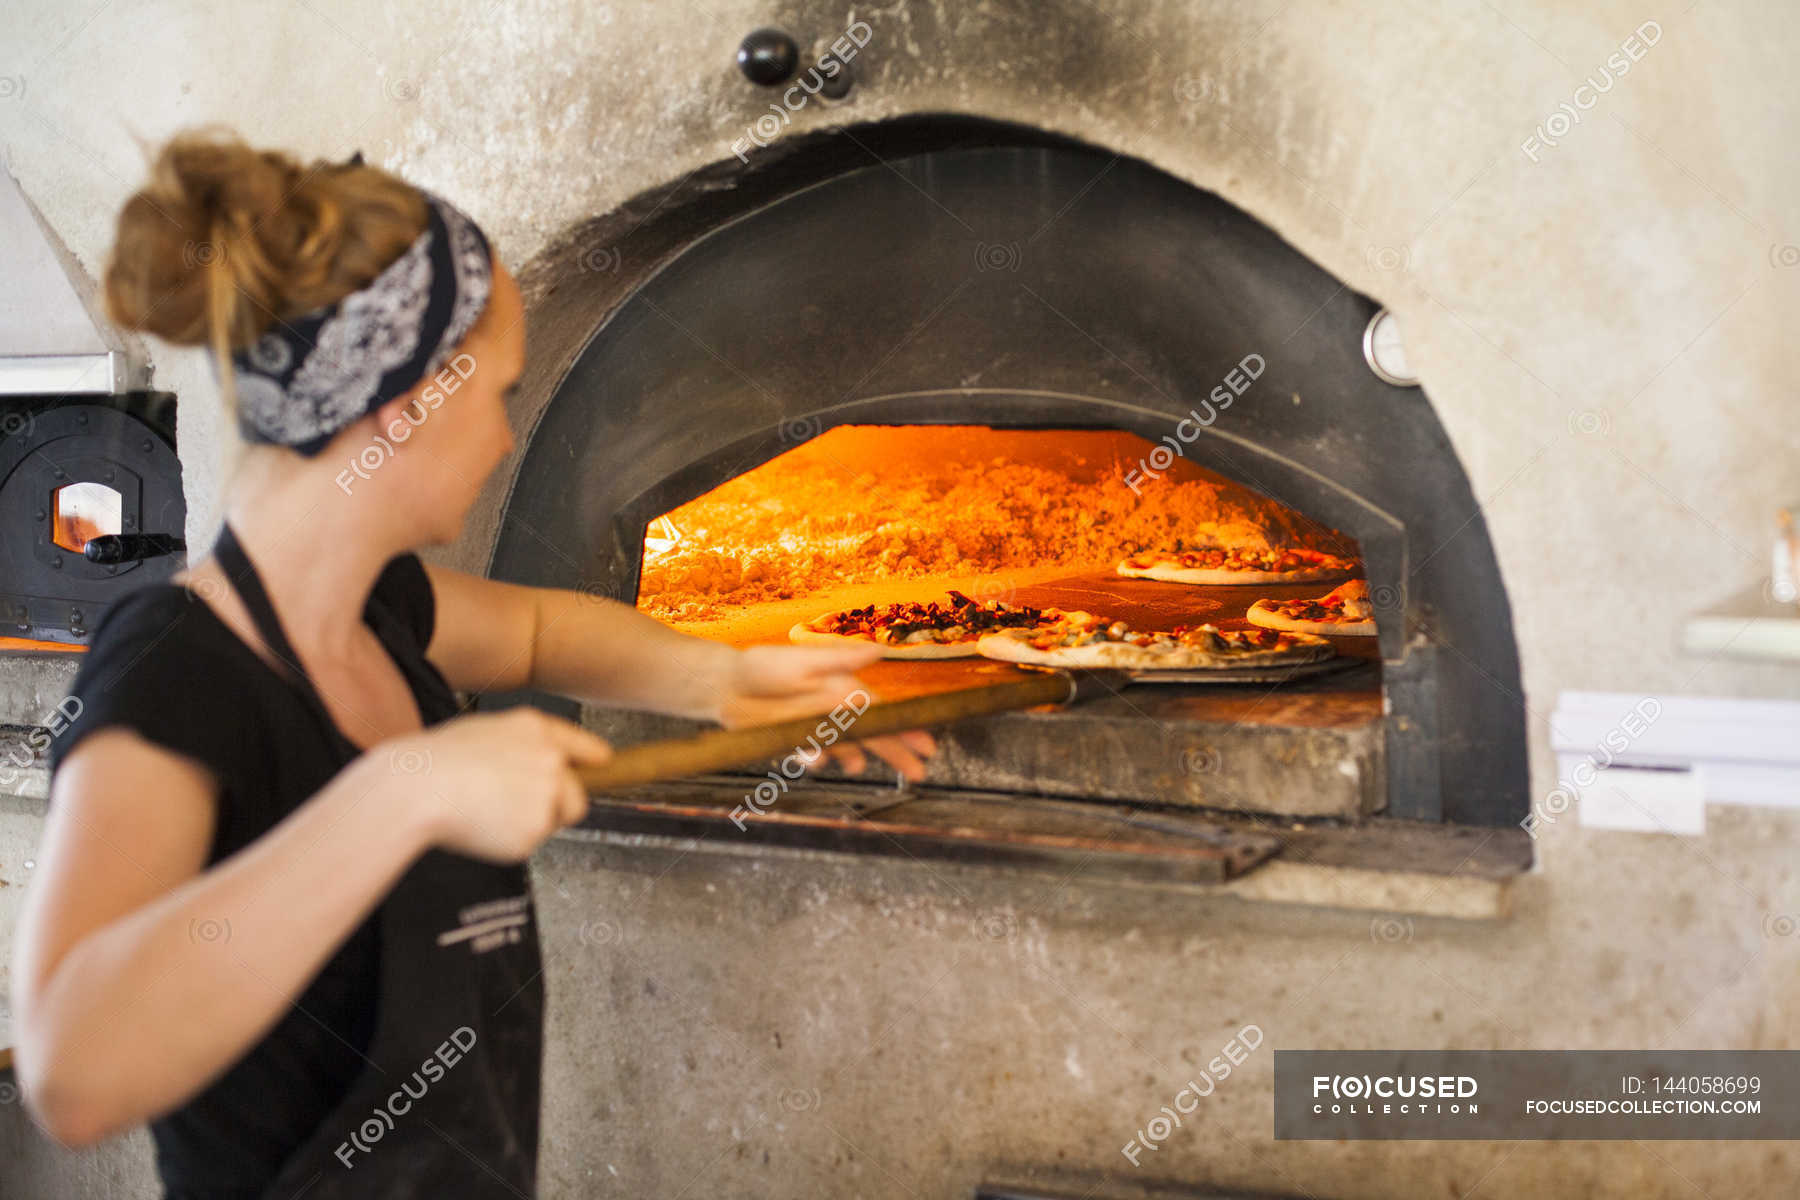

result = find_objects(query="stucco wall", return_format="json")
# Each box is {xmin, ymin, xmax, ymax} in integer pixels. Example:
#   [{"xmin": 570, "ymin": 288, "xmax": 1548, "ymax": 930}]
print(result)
[{"xmin": 3, "ymin": 0, "xmax": 1798, "ymax": 1196}]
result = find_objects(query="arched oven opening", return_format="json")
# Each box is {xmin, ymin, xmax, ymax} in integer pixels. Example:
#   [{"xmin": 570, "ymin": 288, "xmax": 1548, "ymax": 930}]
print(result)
[{"xmin": 484, "ymin": 115, "xmax": 1526, "ymax": 850}]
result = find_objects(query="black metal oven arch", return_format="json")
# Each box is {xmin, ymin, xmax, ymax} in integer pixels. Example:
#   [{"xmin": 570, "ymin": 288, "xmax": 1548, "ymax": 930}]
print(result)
[{"xmin": 489, "ymin": 120, "xmax": 1526, "ymax": 826}]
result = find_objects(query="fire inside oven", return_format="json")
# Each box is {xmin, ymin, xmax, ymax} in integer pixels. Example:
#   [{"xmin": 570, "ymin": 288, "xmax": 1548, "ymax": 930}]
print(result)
[
  {"xmin": 631, "ymin": 424, "xmax": 1386, "ymax": 820},
  {"xmin": 636, "ymin": 425, "xmax": 1361, "ymax": 637}
]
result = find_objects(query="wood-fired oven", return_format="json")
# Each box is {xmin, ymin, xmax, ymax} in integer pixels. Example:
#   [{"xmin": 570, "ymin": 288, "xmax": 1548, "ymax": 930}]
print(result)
[{"xmin": 478, "ymin": 116, "xmax": 1527, "ymax": 879}]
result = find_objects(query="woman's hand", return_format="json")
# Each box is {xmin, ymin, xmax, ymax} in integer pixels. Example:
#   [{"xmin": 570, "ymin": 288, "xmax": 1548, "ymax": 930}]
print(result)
[
  {"xmin": 710, "ymin": 643, "xmax": 937, "ymax": 781},
  {"xmin": 377, "ymin": 708, "xmax": 614, "ymax": 863}
]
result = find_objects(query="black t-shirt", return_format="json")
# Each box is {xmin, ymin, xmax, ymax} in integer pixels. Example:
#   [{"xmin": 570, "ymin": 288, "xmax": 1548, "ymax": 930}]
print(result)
[{"xmin": 47, "ymin": 554, "xmax": 461, "ymax": 1196}]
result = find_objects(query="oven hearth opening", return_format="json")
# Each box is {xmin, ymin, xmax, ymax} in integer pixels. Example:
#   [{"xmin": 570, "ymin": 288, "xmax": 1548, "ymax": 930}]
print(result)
[
  {"xmin": 635, "ymin": 424, "xmax": 1363, "ymax": 647},
  {"xmin": 617, "ymin": 422, "xmax": 1386, "ymax": 825},
  {"xmin": 492, "ymin": 122, "xmax": 1528, "ymax": 827}
]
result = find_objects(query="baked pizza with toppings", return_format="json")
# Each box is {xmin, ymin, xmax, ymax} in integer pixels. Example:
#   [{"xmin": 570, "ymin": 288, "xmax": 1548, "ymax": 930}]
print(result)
[
  {"xmin": 975, "ymin": 611, "xmax": 1334, "ymax": 670},
  {"xmin": 789, "ymin": 590, "xmax": 1090, "ymax": 659},
  {"xmin": 1245, "ymin": 579, "xmax": 1378, "ymax": 637},
  {"xmin": 1116, "ymin": 544, "xmax": 1359, "ymax": 586}
]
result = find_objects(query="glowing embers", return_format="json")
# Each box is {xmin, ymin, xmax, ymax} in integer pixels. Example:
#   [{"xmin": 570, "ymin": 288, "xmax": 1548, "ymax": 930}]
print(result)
[
  {"xmin": 49, "ymin": 480, "xmax": 122, "ymax": 555},
  {"xmin": 635, "ymin": 426, "xmax": 1350, "ymax": 625}
]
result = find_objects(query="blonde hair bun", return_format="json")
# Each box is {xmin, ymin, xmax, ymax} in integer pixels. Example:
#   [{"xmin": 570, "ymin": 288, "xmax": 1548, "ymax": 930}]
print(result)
[{"xmin": 102, "ymin": 127, "xmax": 428, "ymax": 413}]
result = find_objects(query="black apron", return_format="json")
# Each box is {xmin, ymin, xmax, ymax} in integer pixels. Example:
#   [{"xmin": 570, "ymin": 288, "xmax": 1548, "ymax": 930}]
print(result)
[{"xmin": 212, "ymin": 524, "xmax": 544, "ymax": 1200}]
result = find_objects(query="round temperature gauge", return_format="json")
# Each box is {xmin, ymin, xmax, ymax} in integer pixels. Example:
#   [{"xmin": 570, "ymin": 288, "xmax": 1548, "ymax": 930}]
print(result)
[{"xmin": 1362, "ymin": 309, "xmax": 1418, "ymax": 387}]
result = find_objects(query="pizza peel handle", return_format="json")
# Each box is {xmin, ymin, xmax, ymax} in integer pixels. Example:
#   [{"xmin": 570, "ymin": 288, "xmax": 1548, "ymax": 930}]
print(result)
[{"xmin": 577, "ymin": 670, "xmax": 1084, "ymax": 794}]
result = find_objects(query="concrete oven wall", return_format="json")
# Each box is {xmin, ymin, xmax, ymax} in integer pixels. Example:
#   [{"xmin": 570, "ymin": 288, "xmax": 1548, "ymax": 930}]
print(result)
[{"xmin": 2, "ymin": 1, "xmax": 1797, "ymax": 1196}]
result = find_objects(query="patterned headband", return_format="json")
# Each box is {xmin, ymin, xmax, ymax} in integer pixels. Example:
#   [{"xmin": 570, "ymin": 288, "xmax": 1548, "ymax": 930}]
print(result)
[{"xmin": 224, "ymin": 190, "xmax": 494, "ymax": 456}]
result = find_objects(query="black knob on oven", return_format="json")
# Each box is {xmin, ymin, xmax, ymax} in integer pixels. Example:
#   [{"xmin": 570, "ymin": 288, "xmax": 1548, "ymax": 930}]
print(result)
[{"xmin": 736, "ymin": 29, "xmax": 799, "ymax": 86}]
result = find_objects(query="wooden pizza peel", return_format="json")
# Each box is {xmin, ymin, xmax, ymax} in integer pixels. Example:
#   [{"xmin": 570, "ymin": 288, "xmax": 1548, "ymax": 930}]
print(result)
[{"xmin": 576, "ymin": 655, "xmax": 1359, "ymax": 793}]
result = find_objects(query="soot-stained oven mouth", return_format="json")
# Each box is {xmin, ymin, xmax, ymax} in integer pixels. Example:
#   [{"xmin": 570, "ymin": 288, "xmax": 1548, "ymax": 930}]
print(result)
[
  {"xmin": 481, "ymin": 116, "xmax": 1528, "ymax": 878},
  {"xmin": 629, "ymin": 422, "xmax": 1386, "ymax": 826}
]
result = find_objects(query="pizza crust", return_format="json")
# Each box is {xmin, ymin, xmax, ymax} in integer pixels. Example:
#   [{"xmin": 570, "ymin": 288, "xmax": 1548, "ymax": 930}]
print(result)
[
  {"xmin": 1116, "ymin": 559, "xmax": 1354, "ymax": 586},
  {"xmin": 1244, "ymin": 599, "xmax": 1376, "ymax": 637},
  {"xmin": 976, "ymin": 626, "xmax": 1334, "ymax": 670},
  {"xmin": 788, "ymin": 621, "xmax": 979, "ymax": 659},
  {"xmin": 790, "ymin": 606, "xmax": 1097, "ymax": 660}
]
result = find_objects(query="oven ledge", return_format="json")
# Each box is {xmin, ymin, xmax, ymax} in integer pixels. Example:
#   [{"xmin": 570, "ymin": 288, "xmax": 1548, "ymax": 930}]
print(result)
[
  {"xmin": 567, "ymin": 780, "xmax": 1530, "ymax": 923},
  {"xmin": 0, "ymin": 732, "xmax": 1527, "ymax": 922}
]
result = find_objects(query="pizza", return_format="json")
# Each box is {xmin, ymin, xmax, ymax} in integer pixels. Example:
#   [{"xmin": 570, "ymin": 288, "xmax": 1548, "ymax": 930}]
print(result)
[
  {"xmin": 1117, "ymin": 544, "xmax": 1359, "ymax": 585},
  {"xmin": 789, "ymin": 590, "xmax": 1089, "ymax": 659},
  {"xmin": 976, "ymin": 611, "xmax": 1334, "ymax": 670},
  {"xmin": 1246, "ymin": 579, "xmax": 1378, "ymax": 637}
]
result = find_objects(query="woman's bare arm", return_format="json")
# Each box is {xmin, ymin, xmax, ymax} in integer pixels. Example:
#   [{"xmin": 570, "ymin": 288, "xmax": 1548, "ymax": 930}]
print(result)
[
  {"xmin": 422, "ymin": 565, "xmax": 735, "ymax": 721},
  {"xmin": 11, "ymin": 729, "xmax": 439, "ymax": 1145},
  {"xmin": 422, "ymin": 566, "xmax": 934, "ymax": 774},
  {"xmin": 12, "ymin": 704, "xmax": 607, "ymax": 1147}
]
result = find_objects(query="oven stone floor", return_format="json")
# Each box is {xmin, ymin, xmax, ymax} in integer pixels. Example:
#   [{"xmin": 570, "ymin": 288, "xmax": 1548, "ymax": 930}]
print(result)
[{"xmin": 560, "ymin": 782, "xmax": 1529, "ymax": 922}]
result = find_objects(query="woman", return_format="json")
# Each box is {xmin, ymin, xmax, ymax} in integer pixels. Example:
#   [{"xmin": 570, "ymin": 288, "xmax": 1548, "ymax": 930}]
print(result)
[{"xmin": 10, "ymin": 130, "xmax": 934, "ymax": 1198}]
